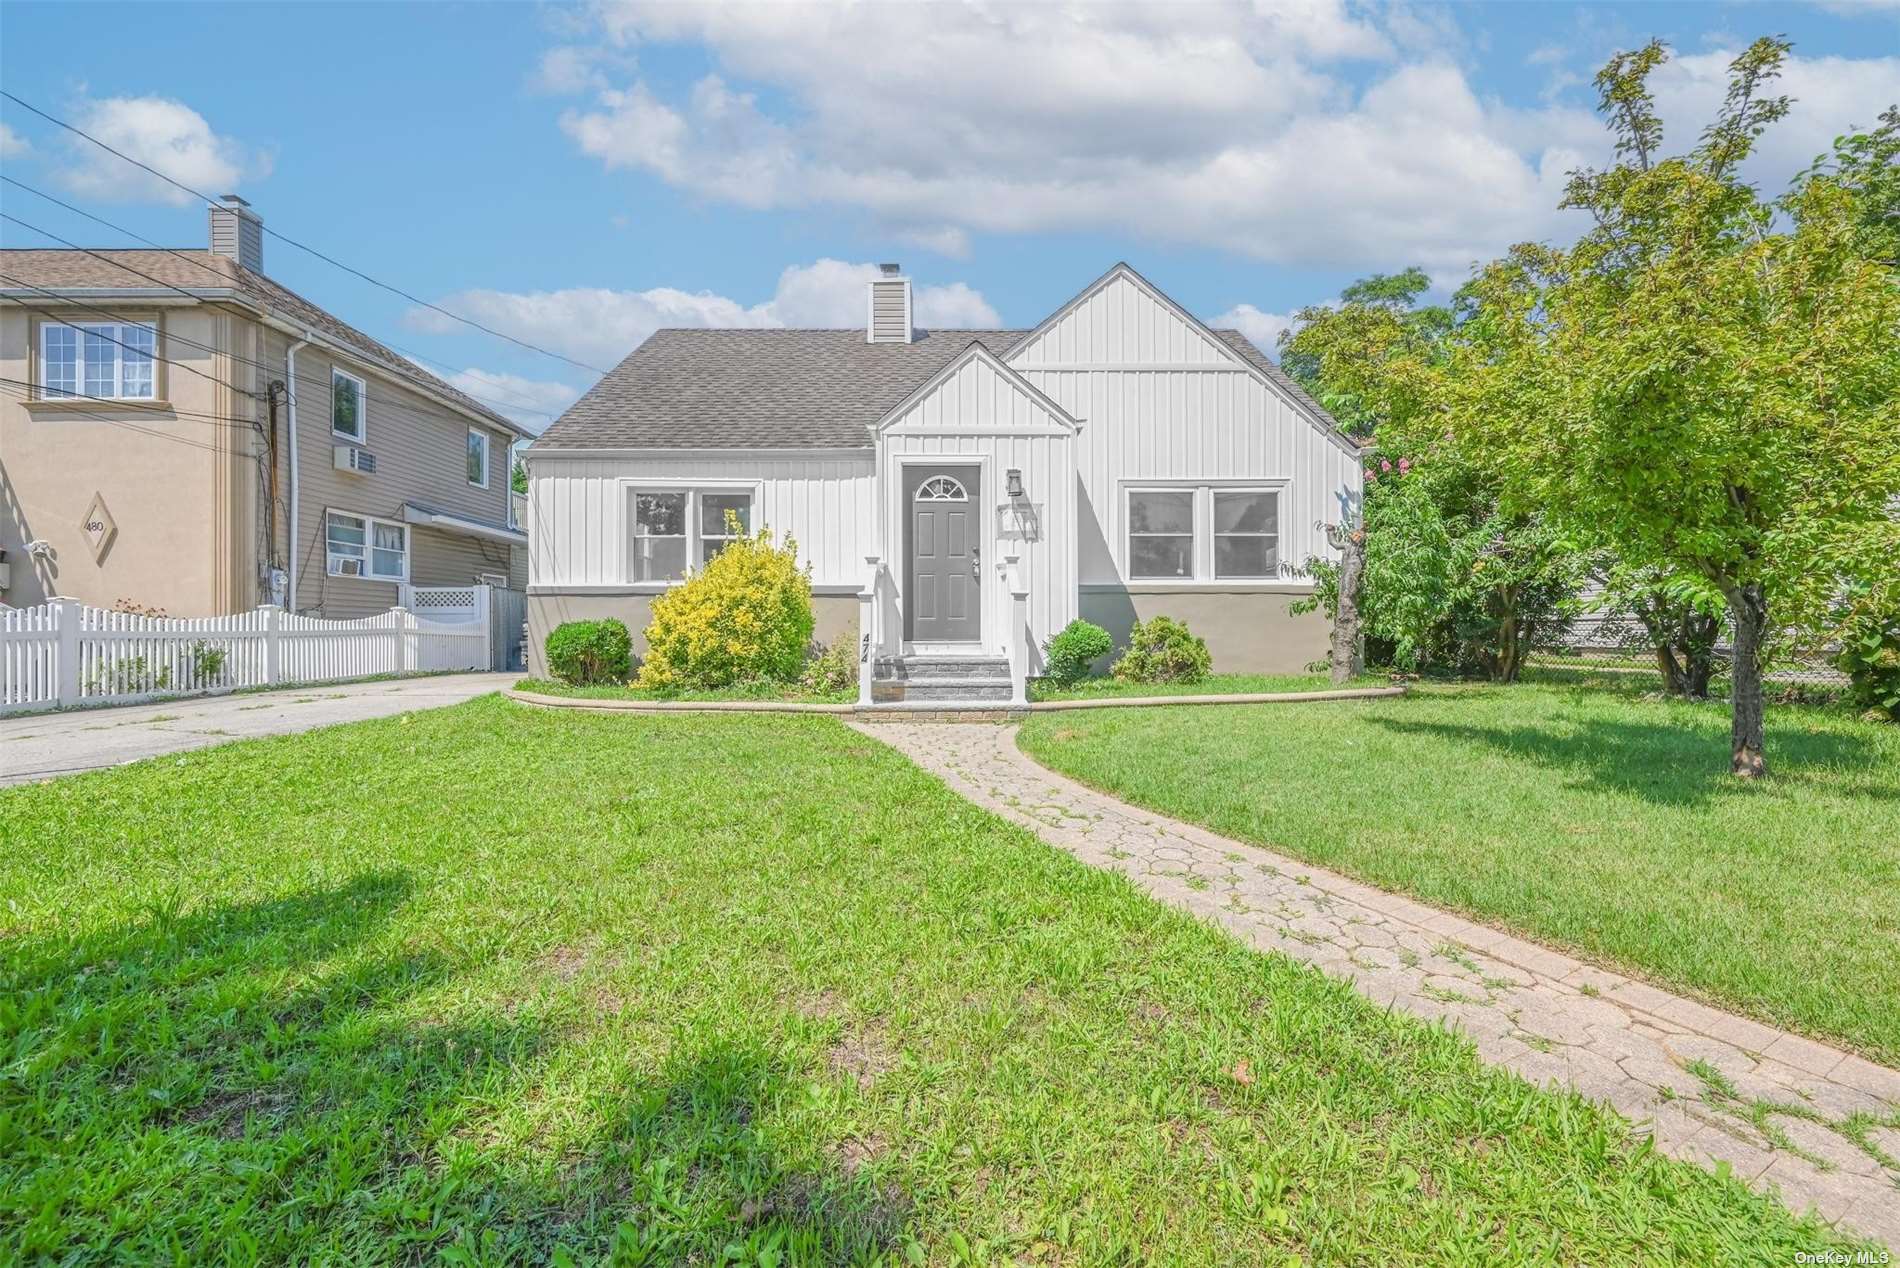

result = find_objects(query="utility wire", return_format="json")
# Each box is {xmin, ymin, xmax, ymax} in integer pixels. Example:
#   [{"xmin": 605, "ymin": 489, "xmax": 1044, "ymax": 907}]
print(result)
[
  {"xmin": 0, "ymin": 374, "xmax": 263, "ymax": 430},
  {"xmin": 1, "ymin": 90, "xmax": 610, "ymax": 375},
  {"xmin": 0, "ymin": 379, "xmax": 234, "ymax": 455},
  {"xmin": 0, "ymin": 182, "xmax": 563, "ymax": 421}
]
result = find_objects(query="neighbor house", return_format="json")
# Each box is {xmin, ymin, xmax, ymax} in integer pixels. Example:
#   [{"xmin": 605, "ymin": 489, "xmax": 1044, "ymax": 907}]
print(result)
[
  {"xmin": 0, "ymin": 197, "xmax": 531, "ymax": 626},
  {"xmin": 523, "ymin": 262, "xmax": 1361, "ymax": 699}
]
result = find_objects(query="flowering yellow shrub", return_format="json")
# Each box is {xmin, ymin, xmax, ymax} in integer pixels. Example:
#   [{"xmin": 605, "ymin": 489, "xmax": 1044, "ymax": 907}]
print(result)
[{"xmin": 637, "ymin": 520, "xmax": 814, "ymax": 689}]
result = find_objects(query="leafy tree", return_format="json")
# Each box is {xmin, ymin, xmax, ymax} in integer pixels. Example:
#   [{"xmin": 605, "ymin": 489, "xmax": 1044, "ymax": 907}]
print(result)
[
  {"xmin": 1460, "ymin": 38, "xmax": 1900, "ymax": 775},
  {"xmin": 1284, "ymin": 274, "xmax": 1583, "ymax": 681}
]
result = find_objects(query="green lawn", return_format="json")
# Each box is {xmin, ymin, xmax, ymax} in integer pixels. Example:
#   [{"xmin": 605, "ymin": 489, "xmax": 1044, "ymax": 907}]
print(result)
[
  {"xmin": 0, "ymin": 699, "xmax": 1846, "ymax": 1261},
  {"xmin": 1019, "ymin": 673, "xmax": 1900, "ymax": 1065},
  {"xmin": 514, "ymin": 676, "xmax": 855, "ymax": 704},
  {"xmin": 1029, "ymin": 671, "xmax": 1387, "ymax": 703}
]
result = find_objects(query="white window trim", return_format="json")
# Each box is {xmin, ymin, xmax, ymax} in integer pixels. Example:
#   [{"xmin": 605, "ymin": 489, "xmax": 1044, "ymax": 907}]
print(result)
[
  {"xmin": 620, "ymin": 481, "xmax": 760, "ymax": 585},
  {"xmin": 331, "ymin": 367, "xmax": 368, "ymax": 443},
  {"xmin": 324, "ymin": 509, "xmax": 409, "ymax": 582},
  {"xmin": 1122, "ymin": 479, "xmax": 1286, "ymax": 583},
  {"xmin": 467, "ymin": 427, "xmax": 490, "ymax": 489},
  {"xmin": 38, "ymin": 319, "xmax": 158, "ymax": 401}
]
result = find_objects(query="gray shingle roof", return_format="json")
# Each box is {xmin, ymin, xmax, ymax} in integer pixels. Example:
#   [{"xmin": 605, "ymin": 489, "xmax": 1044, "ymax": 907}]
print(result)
[
  {"xmin": 0, "ymin": 249, "xmax": 525, "ymax": 436},
  {"xmin": 532, "ymin": 328, "xmax": 1028, "ymax": 450},
  {"xmin": 532, "ymin": 326, "xmax": 1338, "ymax": 451}
]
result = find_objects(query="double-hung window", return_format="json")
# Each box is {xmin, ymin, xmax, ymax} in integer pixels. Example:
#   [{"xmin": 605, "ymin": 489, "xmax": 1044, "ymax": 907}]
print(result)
[
  {"xmin": 1125, "ymin": 485, "xmax": 1281, "ymax": 581},
  {"xmin": 39, "ymin": 320, "xmax": 156, "ymax": 400},
  {"xmin": 629, "ymin": 488, "xmax": 754, "ymax": 582},
  {"xmin": 325, "ymin": 511, "xmax": 408, "ymax": 581},
  {"xmin": 467, "ymin": 427, "xmax": 490, "ymax": 488},
  {"xmin": 332, "ymin": 368, "xmax": 367, "ymax": 441}
]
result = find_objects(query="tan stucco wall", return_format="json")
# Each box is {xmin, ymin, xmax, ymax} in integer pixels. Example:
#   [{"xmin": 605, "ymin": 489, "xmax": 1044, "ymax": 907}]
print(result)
[
  {"xmin": 526, "ymin": 591, "xmax": 858, "ymax": 680},
  {"xmin": 1079, "ymin": 586, "xmax": 1329, "ymax": 675},
  {"xmin": 0, "ymin": 305, "xmax": 260, "ymax": 614}
]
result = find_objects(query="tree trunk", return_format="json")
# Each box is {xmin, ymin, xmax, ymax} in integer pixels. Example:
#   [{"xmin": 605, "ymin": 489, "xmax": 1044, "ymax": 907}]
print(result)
[
  {"xmin": 1726, "ymin": 583, "xmax": 1768, "ymax": 778},
  {"xmin": 1681, "ymin": 612, "xmax": 1718, "ymax": 699},
  {"xmin": 1329, "ymin": 522, "xmax": 1367, "ymax": 685}
]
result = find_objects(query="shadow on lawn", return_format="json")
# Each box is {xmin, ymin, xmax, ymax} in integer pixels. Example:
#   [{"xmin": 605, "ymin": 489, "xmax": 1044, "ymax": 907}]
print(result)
[
  {"xmin": 2, "ymin": 872, "xmax": 912, "ymax": 1263},
  {"xmin": 1367, "ymin": 712, "xmax": 1893, "ymax": 808}
]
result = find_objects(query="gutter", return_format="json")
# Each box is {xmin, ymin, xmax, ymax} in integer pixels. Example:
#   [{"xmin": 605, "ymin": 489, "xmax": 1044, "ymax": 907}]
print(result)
[{"xmin": 285, "ymin": 334, "xmax": 314, "ymax": 611}]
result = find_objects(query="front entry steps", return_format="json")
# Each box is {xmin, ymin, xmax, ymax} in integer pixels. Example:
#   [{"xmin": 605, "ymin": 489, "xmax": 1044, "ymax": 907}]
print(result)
[{"xmin": 872, "ymin": 653, "xmax": 1013, "ymax": 704}]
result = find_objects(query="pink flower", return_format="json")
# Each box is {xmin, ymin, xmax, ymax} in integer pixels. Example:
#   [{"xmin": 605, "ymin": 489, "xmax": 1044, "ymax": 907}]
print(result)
[
  {"xmin": 1380, "ymin": 459, "xmax": 1393, "ymax": 473},
  {"xmin": 1364, "ymin": 466, "xmax": 1376, "ymax": 479},
  {"xmin": 1398, "ymin": 458, "xmax": 1411, "ymax": 474}
]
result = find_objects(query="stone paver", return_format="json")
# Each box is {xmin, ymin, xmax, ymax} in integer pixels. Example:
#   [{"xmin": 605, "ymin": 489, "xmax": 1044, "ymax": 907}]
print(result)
[{"xmin": 853, "ymin": 720, "xmax": 1900, "ymax": 1249}]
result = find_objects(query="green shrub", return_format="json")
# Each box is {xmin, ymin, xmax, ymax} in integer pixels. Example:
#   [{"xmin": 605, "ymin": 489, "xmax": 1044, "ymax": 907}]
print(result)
[
  {"xmin": 1112, "ymin": 615, "xmax": 1212, "ymax": 685},
  {"xmin": 1043, "ymin": 619, "xmax": 1112, "ymax": 686},
  {"xmin": 802, "ymin": 626, "xmax": 859, "ymax": 695},
  {"xmin": 545, "ymin": 619, "xmax": 632, "ymax": 685},
  {"xmin": 639, "ymin": 523, "xmax": 814, "ymax": 690},
  {"xmin": 1834, "ymin": 598, "xmax": 1900, "ymax": 723}
]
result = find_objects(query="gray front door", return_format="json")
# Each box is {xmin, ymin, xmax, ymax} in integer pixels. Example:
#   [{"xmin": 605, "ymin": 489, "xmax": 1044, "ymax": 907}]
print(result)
[{"xmin": 905, "ymin": 465, "xmax": 981, "ymax": 643}]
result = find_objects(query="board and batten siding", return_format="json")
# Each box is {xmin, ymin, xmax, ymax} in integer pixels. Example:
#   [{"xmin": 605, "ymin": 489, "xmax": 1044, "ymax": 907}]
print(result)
[
  {"xmin": 1010, "ymin": 270, "xmax": 1360, "ymax": 587},
  {"xmin": 527, "ymin": 453, "xmax": 878, "ymax": 590},
  {"xmin": 879, "ymin": 350, "xmax": 1079, "ymax": 664}
]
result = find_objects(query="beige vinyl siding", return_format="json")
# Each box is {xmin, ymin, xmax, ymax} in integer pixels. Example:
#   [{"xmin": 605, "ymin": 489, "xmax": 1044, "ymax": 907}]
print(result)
[{"xmin": 263, "ymin": 328, "xmax": 520, "ymax": 616}]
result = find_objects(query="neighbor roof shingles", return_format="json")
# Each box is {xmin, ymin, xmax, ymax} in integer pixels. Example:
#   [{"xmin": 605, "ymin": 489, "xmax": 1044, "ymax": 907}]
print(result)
[
  {"xmin": 0, "ymin": 248, "xmax": 523, "ymax": 435},
  {"xmin": 534, "ymin": 325, "xmax": 1342, "ymax": 451}
]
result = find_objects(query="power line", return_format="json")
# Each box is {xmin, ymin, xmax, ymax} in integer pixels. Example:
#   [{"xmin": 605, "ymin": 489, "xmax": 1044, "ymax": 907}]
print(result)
[
  {"xmin": 0, "ymin": 379, "xmax": 235, "ymax": 455},
  {"xmin": 0, "ymin": 375, "xmax": 262, "ymax": 431},
  {"xmin": 1, "ymin": 90, "xmax": 609, "ymax": 375},
  {"xmin": 0, "ymin": 278, "xmax": 244, "ymax": 396},
  {"xmin": 0, "ymin": 181, "xmax": 563, "ymax": 422}
]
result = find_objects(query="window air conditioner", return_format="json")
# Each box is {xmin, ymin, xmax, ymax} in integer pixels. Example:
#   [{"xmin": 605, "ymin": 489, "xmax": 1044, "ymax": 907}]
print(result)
[{"xmin": 333, "ymin": 445, "xmax": 377, "ymax": 474}]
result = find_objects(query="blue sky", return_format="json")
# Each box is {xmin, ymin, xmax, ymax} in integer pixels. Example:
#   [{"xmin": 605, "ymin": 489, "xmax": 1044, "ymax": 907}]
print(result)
[{"xmin": 2, "ymin": 1, "xmax": 1895, "ymax": 433}]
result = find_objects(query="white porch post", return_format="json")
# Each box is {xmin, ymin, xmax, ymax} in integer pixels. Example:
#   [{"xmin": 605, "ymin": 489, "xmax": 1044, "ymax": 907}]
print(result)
[
  {"xmin": 1004, "ymin": 551, "xmax": 1029, "ymax": 707},
  {"xmin": 857, "ymin": 555, "xmax": 881, "ymax": 707},
  {"xmin": 472, "ymin": 584, "xmax": 493, "ymax": 670}
]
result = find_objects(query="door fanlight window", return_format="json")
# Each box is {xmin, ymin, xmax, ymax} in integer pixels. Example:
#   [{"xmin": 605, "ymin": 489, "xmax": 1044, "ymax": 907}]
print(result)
[{"xmin": 916, "ymin": 475, "xmax": 969, "ymax": 502}]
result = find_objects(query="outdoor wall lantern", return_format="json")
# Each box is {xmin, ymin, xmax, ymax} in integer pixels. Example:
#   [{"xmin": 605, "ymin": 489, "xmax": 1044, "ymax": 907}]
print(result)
[{"xmin": 1005, "ymin": 468, "xmax": 1025, "ymax": 499}]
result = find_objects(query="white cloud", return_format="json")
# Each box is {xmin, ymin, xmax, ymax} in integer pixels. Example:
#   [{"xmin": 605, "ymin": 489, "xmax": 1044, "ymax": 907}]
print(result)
[
  {"xmin": 548, "ymin": 3, "xmax": 1900, "ymax": 273},
  {"xmin": 408, "ymin": 259, "xmax": 1000, "ymax": 368},
  {"xmin": 1648, "ymin": 49, "xmax": 1900, "ymax": 195},
  {"xmin": 1212, "ymin": 304, "xmax": 1295, "ymax": 358},
  {"xmin": 0, "ymin": 123, "xmax": 29, "ymax": 159},
  {"xmin": 50, "ymin": 95, "xmax": 263, "ymax": 206},
  {"xmin": 443, "ymin": 369, "xmax": 581, "ymax": 431}
]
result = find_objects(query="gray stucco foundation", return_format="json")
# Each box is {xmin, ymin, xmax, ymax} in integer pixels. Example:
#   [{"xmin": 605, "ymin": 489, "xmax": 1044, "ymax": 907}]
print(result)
[
  {"xmin": 525, "ymin": 590, "xmax": 859, "ymax": 679},
  {"xmin": 1079, "ymin": 586, "xmax": 1329, "ymax": 675}
]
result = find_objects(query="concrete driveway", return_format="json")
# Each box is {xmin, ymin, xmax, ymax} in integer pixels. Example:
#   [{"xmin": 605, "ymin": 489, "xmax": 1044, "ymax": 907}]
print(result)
[{"xmin": 0, "ymin": 673, "xmax": 518, "ymax": 787}]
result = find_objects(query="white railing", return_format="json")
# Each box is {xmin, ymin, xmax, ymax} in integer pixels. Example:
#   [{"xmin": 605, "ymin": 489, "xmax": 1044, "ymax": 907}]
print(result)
[{"xmin": 0, "ymin": 597, "xmax": 489, "ymax": 715}]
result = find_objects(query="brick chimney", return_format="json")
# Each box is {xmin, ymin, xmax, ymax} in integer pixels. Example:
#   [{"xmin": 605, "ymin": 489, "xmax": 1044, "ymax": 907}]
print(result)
[{"xmin": 208, "ymin": 195, "xmax": 263, "ymax": 273}]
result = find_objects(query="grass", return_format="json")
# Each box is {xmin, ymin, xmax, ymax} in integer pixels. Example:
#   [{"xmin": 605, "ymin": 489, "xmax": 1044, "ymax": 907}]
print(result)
[
  {"xmin": 0, "ymin": 698, "xmax": 1846, "ymax": 1262},
  {"xmin": 1019, "ymin": 671, "xmax": 1900, "ymax": 1064},
  {"xmin": 514, "ymin": 676, "xmax": 855, "ymax": 704},
  {"xmin": 1030, "ymin": 671, "xmax": 1387, "ymax": 702}
]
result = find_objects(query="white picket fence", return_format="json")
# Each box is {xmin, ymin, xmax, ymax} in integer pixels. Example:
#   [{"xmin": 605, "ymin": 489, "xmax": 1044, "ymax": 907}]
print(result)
[{"xmin": 1, "ymin": 590, "xmax": 491, "ymax": 714}]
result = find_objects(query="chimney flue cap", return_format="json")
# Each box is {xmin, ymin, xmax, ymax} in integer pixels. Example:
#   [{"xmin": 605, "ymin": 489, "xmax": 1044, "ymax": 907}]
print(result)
[
  {"xmin": 220, "ymin": 194, "xmax": 252, "ymax": 208},
  {"xmin": 878, "ymin": 262, "xmax": 902, "ymax": 276}
]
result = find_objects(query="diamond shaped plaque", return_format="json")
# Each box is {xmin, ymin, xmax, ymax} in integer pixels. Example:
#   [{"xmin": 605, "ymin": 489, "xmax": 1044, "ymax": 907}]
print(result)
[{"xmin": 81, "ymin": 492, "xmax": 117, "ymax": 563}]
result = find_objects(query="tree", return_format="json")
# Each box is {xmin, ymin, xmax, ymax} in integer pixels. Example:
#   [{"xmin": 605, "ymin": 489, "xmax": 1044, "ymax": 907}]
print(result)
[
  {"xmin": 1284, "ymin": 273, "xmax": 1584, "ymax": 681},
  {"xmin": 1460, "ymin": 39, "xmax": 1900, "ymax": 775}
]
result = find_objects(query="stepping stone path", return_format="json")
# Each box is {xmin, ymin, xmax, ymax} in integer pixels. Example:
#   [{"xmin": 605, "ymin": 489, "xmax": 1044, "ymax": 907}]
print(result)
[{"xmin": 853, "ymin": 720, "xmax": 1900, "ymax": 1248}]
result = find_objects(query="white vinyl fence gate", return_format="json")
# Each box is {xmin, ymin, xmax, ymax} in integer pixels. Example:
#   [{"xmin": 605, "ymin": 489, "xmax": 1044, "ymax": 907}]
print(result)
[{"xmin": 1, "ymin": 586, "xmax": 495, "ymax": 715}]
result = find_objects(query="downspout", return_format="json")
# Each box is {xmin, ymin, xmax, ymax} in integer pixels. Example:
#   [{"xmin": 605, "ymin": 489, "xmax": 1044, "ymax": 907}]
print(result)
[{"xmin": 285, "ymin": 335, "xmax": 314, "ymax": 612}]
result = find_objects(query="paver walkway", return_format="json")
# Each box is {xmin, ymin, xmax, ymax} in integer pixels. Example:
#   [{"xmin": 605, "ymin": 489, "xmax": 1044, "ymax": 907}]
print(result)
[{"xmin": 853, "ymin": 720, "xmax": 1900, "ymax": 1248}]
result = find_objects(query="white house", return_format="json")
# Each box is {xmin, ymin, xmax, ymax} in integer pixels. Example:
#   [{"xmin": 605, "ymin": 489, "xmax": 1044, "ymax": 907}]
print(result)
[{"xmin": 523, "ymin": 263, "xmax": 1362, "ymax": 703}]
